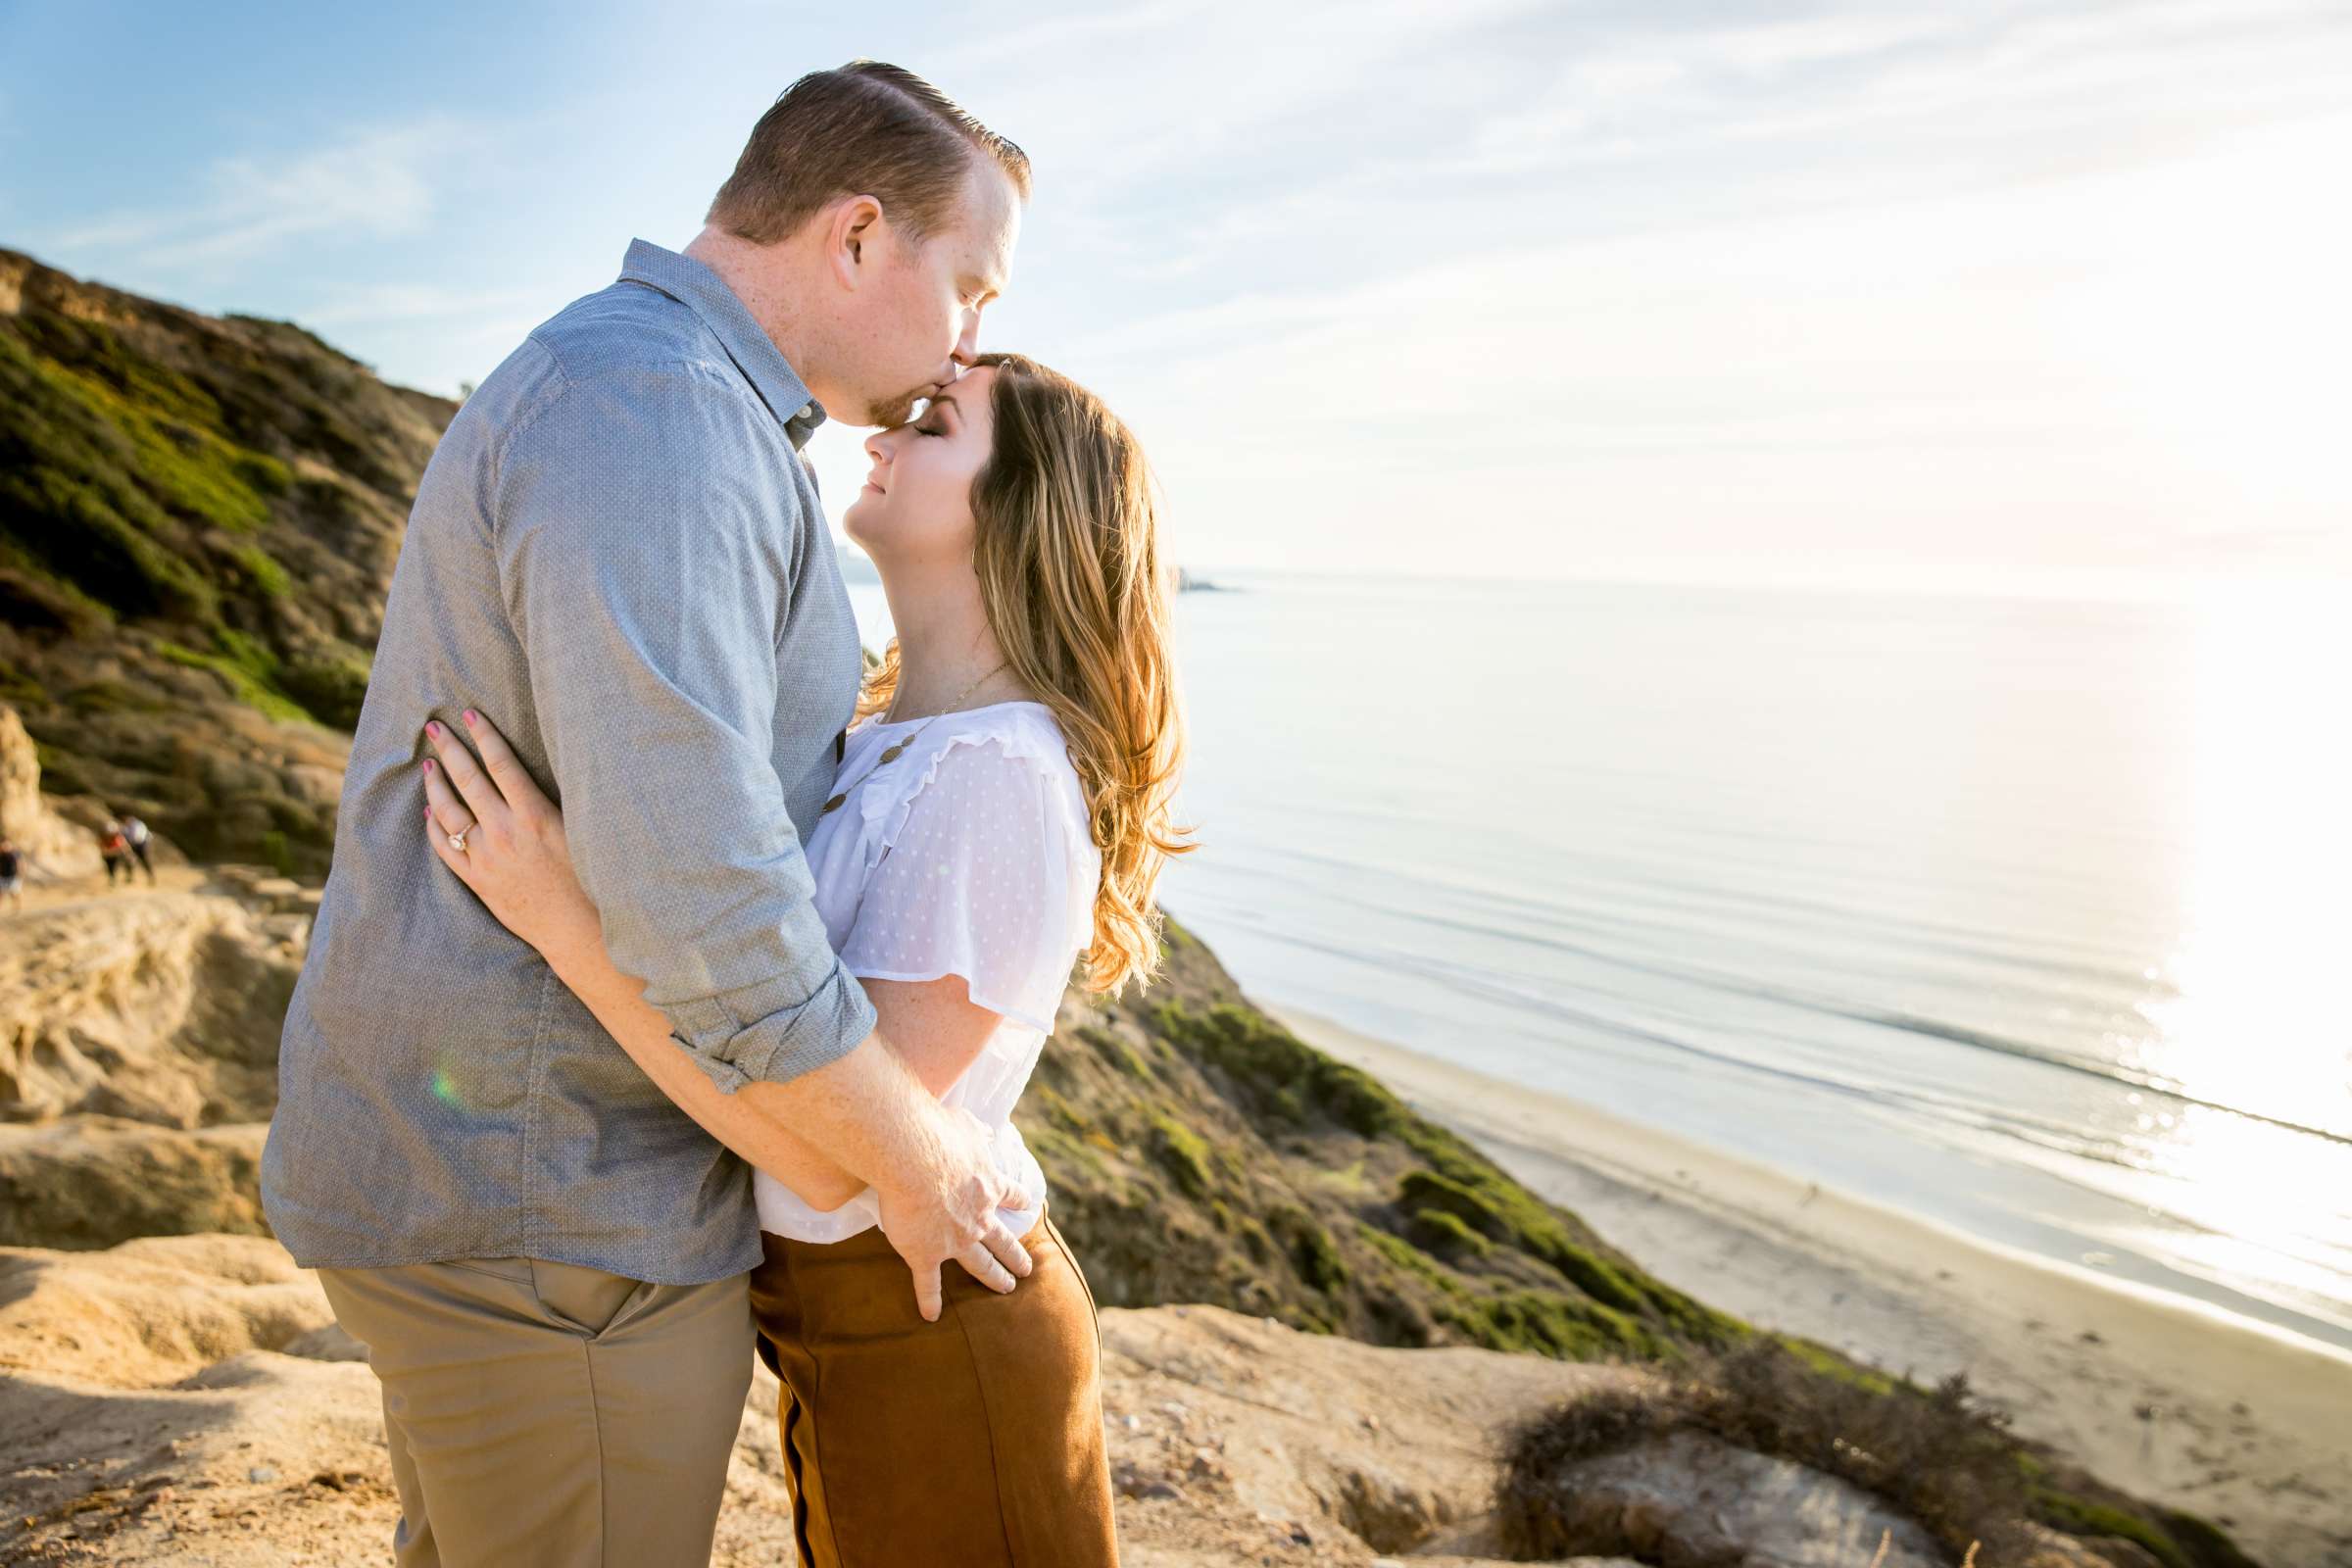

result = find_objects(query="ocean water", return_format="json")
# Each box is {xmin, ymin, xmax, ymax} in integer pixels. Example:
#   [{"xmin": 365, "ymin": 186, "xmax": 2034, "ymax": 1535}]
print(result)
[{"xmin": 850, "ymin": 574, "xmax": 2352, "ymax": 1355}]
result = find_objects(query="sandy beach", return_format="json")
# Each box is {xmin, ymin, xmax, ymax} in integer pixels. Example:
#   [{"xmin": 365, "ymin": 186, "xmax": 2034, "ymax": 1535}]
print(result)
[{"xmin": 1277, "ymin": 1007, "xmax": 2352, "ymax": 1568}]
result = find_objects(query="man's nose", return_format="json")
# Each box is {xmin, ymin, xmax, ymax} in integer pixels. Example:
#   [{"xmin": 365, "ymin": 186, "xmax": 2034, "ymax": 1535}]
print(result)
[{"xmin": 952, "ymin": 305, "xmax": 983, "ymax": 367}]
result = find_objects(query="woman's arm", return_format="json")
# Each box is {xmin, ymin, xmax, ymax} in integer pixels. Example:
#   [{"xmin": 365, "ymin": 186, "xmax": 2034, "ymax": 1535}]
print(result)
[
  {"xmin": 533, "ymin": 925, "xmax": 872, "ymax": 1209},
  {"xmin": 419, "ymin": 718, "xmax": 1008, "ymax": 1212},
  {"xmin": 526, "ymin": 938, "xmax": 1004, "ymax": 1210}
]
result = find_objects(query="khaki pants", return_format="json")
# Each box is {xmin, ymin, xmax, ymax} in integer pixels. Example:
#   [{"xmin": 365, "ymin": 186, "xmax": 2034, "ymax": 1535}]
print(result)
[
  {"xmin": 751, "ymin": 1212, "xmax": 1119, "ymax": 1568},
  {"xmin": 318, "ymin": 1256, "xmax": 755, "ymax": 1568}
]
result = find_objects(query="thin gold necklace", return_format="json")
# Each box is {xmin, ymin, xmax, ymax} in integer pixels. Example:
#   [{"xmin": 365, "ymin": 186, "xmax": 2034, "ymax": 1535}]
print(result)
[{"xmin": 819, "ymin": 662, "xmax": 1008, "ymax": 816}]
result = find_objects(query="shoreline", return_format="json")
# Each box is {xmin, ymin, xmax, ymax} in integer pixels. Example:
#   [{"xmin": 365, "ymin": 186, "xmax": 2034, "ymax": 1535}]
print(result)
[{"xmin": 1275, "ymin": 1005, "xmax": 2352, "ymax": 1568}]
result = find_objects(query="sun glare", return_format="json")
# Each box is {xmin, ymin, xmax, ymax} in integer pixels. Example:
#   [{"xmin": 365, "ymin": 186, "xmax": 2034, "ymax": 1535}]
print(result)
[
  {"xmin": 2069, "ymin": 113, "xmax": 2352, "ymax": 526},
  {"xmin": 2132, "ymin": 585, "xmax": 2352, "ymax": 1272}
]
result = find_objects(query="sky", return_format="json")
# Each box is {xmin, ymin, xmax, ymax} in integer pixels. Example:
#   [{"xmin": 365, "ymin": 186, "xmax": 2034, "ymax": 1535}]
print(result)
[{"xmin": 3, "ymin": 0, "xmax": 2348, "ymax": 595}]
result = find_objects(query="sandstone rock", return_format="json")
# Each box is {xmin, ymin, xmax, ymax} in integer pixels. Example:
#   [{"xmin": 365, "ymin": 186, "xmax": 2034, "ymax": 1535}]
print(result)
[
  {"xmin": 0, "ymin": 890, "xmax": 299, "ymax": 1126},
  {"xmin": 2015, "ymin": 1523, "xmax": 2169, "ymax": 1568},
  {"xmin": 1376, "ymin": 1559, "xmax": 1644, "ymax": 1568},
  {"xmin": 1101, "ymin": 1303, "xmax": 1624, "ymax": 1564},
  {"xmin": 284, "ymin": 760, "xmax": 346, "ymax": 810},
  {"xmin": 280, "ymin": 1321, "xmax": 368, "ymax": 1362},
  {"xmin": 0, "ymin": 702, "xmax": 100, "ymax": 880},
  {"xmin": 0, "ymin": 1235, "xmax": 517, "ymax": 1567},
  {"xmin": 1507, "ymin": 1427, "xmax": 1945, "ymax": 1568},
  {"xmin": 0, "ymin": 1119, "xmax": 270, "ymax": 1249},
  {"xmin": 0, "ymin": 1233, "xmax": 329, "ymax": 1387},
  {"xmin": 0, "ymin": 1347, "xmax": 391, "ymax": 1565}
]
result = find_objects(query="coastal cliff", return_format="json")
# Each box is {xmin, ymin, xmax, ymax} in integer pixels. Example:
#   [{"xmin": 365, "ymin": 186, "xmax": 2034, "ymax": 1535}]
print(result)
[{"xmin": 0, "ymin": 247, "xmax": 447, "ymax": 874}]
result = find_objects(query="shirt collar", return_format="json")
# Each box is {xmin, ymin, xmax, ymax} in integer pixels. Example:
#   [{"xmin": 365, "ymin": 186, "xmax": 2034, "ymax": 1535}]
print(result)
[{"xmin": 617, "ymin": 238, "xmax": 827, "ymax": 450}]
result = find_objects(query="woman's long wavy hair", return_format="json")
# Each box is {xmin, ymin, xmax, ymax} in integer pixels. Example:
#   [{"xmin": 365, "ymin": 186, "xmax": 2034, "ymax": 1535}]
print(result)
[{"xmin": 857, "ymin": 352, "xmax": 1192, "ymax": 993}]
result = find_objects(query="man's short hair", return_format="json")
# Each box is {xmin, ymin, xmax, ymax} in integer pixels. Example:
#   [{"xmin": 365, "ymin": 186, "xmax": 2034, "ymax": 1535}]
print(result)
[{"xmin": 708, "ymin": 60, "xmax": 1030, "ymax": 246}]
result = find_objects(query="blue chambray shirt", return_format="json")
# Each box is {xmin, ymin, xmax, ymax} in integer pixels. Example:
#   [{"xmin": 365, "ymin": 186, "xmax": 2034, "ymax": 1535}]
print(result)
[{"xmin": 262, "ymin": 240, "xmax": 878, "ymax": 1284}]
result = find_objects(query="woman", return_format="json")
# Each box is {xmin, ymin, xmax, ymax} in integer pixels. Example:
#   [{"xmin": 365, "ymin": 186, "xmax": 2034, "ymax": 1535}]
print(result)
[
  {"xmin": 416, "ymin": 352, "xmax": 1186, "ymax": 1566},
  {"xmin": 99, "ymin": 820, "xmax": 130, "ymax": 887}
]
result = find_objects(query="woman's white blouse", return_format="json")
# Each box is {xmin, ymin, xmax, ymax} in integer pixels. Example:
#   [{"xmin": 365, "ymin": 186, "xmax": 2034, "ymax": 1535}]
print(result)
[{"xmin": 753, "ymin": 700, "xmax": 1100, "ymax": 1244}]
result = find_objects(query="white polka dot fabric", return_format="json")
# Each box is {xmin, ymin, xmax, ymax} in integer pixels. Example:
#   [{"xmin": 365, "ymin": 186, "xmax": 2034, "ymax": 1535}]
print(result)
[{"xmin": 754, "ymin": 700, "xmax": 1102, "ymax": 1243}]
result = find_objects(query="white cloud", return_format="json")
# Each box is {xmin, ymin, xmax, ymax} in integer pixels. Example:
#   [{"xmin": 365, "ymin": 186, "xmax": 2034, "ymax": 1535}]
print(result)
[
  {"xmin": 1701, "ymin": 11, "xmax": 1960, "ymax": 74},
  {"xmin": 937, "ymin": 0, "xmax": 1558, "ymax": 193},
  {"xmin": 1454, "ymin": 0, "xmax": 2351, "ymax": 188},
  {"xmin": 1054, "ymin": 104, "xmax": 2352, "ymax": 588},
  {"xmin": 299, "ymin": 281, "xmax": 539, "ymax": 329},
  {"xmin": 44, "ymin": 120, "xmax": 471, "ymax": 273},
  {"xmin": 859, "ymin": 0, "xmax": 2346, "ymax": 591}
]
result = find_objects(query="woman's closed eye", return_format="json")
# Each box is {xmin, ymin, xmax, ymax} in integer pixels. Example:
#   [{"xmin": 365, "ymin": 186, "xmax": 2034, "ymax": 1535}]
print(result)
[{"xmin": 916, "ymin": 393, "xmax": 959, "ymax": 437}]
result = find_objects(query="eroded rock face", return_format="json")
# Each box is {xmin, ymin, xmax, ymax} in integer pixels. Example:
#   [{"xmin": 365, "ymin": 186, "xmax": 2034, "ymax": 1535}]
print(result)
[
  {"xmin": 0, "ymin": 832, "xmax": 300, "ymax": 1250},
  {"xmin": 0, "ymin": 891, "xmax": 299, "ymax": 1128},
  {"xmin": 0, "ymin": 1120, "xmax": 270, "ymax": 1250},
  {"xmin": 0, "ymin": 1233, "xmax": 329, "ymax": 1387},
  {"xmin": 2018, "ymin": 1523, "xmax": 2169, "ymax": 1568},
  {"xmin": 0, "ymin": 703, "xmax": 98, "ymax": 881},
  {"xmin": 1099, "ymin": 1303, "xmax": 1620, "ymax": 1565}
]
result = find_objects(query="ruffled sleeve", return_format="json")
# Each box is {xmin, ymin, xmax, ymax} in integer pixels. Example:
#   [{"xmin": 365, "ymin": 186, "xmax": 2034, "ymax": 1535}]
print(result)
[{"xmin": 836, "ymin": 727, "xmax": 1097, "ymax": 1032}]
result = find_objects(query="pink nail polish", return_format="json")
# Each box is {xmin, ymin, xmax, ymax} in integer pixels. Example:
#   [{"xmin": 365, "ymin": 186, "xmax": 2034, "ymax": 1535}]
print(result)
[
  {"xmin": 463, "ymin": 710, "xmax": 479, "ymax": 725},
  {"xmin": 427, "ymin": 721, "xmax": 442, "ymax": 737},
  {"xmin": 423, "ymin": 759, "xmax": 435, "ymax": 772}
]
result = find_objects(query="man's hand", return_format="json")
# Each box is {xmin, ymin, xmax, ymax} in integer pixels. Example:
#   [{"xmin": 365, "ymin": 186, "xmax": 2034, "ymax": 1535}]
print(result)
[
  {"xmin": 409, "ymin": 725, "xmax": 1035, "ymax": 1320},
  {"xmin": 874, "ymin": 1102, "xmax": 1034, "ymax": 1321}
]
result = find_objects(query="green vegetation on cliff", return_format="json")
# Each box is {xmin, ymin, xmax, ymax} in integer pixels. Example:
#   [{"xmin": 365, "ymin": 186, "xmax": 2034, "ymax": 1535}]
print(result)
[
  {"xmin": 0, "ymin": 249, "xmax": 452, "ymax": 870},
  {"xmin": 1022, "ymin": 921, "xmax": 1747, "ymax": 1361}
]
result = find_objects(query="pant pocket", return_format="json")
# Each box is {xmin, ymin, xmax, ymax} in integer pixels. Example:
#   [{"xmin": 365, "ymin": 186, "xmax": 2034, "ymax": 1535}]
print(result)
[{"xmin": 528, "ymin": 1258, "xmax": 653, "ymax": 1338}]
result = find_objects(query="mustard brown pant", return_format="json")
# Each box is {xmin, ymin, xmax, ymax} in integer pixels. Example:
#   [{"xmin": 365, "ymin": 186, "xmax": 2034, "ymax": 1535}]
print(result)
[{"xmin": 750, "ymin": 1210, "xmax": 1120, "ymax": 1568}]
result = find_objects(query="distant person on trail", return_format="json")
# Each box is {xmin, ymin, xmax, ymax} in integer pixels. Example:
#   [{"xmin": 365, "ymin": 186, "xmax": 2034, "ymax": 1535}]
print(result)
[
  {"xmin": 99, "ymin": 819, "xmax": 131, "ymax": 886},
  {"xmin": 118, "ymin": 810, "xmax": 157, "ymax": 884},
  {"xmin": 0, "ymin": 836, "xmax": 24, "ymax": 911}
]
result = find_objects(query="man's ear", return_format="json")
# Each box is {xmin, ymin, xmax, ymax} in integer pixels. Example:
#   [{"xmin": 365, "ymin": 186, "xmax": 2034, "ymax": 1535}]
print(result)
[{"xmin": 829, "ymin": 195, "xmax": 885, "ymax": 289}]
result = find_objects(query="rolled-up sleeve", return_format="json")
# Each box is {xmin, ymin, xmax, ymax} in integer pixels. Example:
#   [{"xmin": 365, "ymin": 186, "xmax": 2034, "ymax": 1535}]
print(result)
[{"xmin": 492, "ymin": 364, "xmax": 876, "ymax": 1092}]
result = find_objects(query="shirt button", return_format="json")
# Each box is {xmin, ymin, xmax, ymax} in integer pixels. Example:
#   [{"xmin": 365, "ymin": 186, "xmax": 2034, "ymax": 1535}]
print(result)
[{"xmin": 797, "ymin": 403, "xmax": 814, "ymax": 421}]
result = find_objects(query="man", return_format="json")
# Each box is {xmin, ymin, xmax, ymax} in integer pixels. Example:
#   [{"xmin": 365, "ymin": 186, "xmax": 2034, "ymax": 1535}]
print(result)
[
  {"xmin": 0, "ymin": 835, "xmax": 24, "ymax": 911},
  {"xmin": 262, "ymin": 62, "xmax": 1030, "ymax": 1567},
  {"xmin": 118, "ymin": 810, "xmax": 156, "ymax": 883}
]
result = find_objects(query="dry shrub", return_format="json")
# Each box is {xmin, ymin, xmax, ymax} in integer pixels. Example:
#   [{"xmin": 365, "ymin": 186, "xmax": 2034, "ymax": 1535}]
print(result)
[
  {"xmin": 1495, "ymin": 1339, "xmax": 2034, "ymax": 1563},
  {"xmin": 1680, "ymin": 1339, "xmax": 2029, "ymax": 1557}
]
